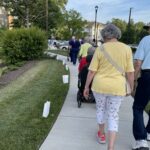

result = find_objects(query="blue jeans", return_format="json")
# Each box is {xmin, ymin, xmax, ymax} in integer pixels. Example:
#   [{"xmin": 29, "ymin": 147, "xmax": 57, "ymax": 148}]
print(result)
[{"xmin": 133, "ymin": 71, "xmax": 150, "ymax": 140}]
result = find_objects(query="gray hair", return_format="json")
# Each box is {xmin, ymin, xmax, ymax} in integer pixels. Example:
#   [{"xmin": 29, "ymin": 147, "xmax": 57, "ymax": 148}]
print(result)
[
  {"xmin": 87, "ymin": 46, "xmax": 96, "ymax": 55},
  {"xmin": 101, "ymin": 24, "xmax": 121, "ymax": 40}
]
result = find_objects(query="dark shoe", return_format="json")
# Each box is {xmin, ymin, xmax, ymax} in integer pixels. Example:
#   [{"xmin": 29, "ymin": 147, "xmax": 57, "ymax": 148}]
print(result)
[{"xmin": 133, "ymin": 148, "xmax": 149, "ymax": 150}]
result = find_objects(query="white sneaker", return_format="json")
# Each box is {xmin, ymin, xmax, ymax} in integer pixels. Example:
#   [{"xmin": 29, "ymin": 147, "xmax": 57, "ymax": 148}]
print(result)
[
  {"xmin": 132, "ymin": 140, "xmax": 149, "ymax": 150},
  {"xmin": 147, "ymin": 133, "xmax": 150, "ymax": 141}
]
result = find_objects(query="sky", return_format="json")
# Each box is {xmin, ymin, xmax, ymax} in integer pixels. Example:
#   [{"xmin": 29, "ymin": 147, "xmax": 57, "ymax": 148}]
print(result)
[{"xmin": 66, "ymin": 0, "xmax": 150, "ymax": 24}]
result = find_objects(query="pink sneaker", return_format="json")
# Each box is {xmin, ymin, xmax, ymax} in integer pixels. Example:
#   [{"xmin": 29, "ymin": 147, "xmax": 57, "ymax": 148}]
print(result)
[{"xmin": 97, "ymin": 131, "xmax": 106, "ymax": 144}]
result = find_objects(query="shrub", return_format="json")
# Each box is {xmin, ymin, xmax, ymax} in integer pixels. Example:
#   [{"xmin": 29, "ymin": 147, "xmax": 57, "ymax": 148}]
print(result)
[{"xmin": 2, "ymin": 27, "xmax": 47, "ymax": 64}]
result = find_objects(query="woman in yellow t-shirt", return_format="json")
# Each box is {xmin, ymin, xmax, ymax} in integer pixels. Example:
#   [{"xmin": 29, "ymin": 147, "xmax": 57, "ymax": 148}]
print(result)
[{"xmin": 84, "ymin": 24, "xmax": 134, "ymax": 150}]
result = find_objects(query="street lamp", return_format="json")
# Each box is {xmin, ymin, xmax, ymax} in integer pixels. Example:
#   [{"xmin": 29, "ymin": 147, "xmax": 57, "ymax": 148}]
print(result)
[{"xmin": 94, "ymin": 5, "xmax": 98, "ymax": 46}]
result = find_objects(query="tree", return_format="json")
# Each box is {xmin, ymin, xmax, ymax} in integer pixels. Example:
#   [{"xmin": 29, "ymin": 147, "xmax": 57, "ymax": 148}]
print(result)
[
  {"xmin": 0, "ymin": 0, "xmax": 68, "ymax": 31},
  {"xmin": 111, "ymin": 18, "xmax": 147, "ymax": 44},
  {"xmin": 111, "ymin": 18, "xmax": 127, "ymax": 33},
  {"xmin": 61, "ymin": 9, "xmax": 87, "ymax": 40},
  {"xmin": 134, "ymin": 22, "xmax": 149, "ymax": 43}
]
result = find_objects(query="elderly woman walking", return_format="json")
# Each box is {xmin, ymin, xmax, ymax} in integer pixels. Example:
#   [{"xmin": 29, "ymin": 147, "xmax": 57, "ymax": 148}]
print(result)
[{"xmin": 84, "ymin": 24, "xmax": 134, "ymax": 150}]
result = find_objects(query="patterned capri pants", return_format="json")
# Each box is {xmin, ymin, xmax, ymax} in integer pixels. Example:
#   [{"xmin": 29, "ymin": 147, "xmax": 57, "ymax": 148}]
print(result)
[{"xmin": 93, "ymin": 92, "xmax": 124, "ymax": 132}]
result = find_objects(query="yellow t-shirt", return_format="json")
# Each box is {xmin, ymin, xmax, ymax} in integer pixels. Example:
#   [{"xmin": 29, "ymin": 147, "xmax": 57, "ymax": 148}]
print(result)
[
  {"xmin": 89, "ymin": 42, "xmax": 134, "ymax": 96},
  {"xmin": 79, "ymin": 43, "xmax": 92, "ymax": 57}
]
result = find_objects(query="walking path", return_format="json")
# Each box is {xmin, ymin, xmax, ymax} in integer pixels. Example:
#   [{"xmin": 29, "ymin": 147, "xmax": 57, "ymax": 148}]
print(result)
[{"xmin": 40, "ymin": 53, "xmax": 149, "ymax": 150}]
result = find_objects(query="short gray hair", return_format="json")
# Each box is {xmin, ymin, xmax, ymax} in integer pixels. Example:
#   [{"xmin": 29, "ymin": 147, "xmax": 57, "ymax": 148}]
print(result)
[
  {"xmin": 87, "ymin": 46, "xmax": 96, "ymax": 55},
  {"xmin": 101, "ymin": 24, "xmax": 121, "ymax": 40}
]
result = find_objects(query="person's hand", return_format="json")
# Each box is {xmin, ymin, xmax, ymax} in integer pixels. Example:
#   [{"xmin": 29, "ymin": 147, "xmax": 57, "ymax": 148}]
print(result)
[
  {"xmin": 83, "ymin": 87, "xmax": 89, "ymax": 100},
  {"xmin": 126, "ymin": 93, "xmax": 131, "ymax": 97},
  {"xmin": 131, "ymin": 80, "xmax": 138, "ymax": 98}
]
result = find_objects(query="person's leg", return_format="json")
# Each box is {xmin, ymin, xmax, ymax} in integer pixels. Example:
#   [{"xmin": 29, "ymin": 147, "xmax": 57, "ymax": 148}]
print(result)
[
  {"xmin": 133, "ymin": 76, "xmax": 150, "ymax": 140},
  {"xmin": 72, "ymin": 51, "xmax": 76, "ymax": 64},
  {"xmin": 146, "ymin": 110, "xmax": 150, "ymax": 134},
  {"xmin": 70, "ymin": 49, "xmax": 73, "ymax": 62},
  {"xmin": 107, "ymin": 131, "xmax": 116, "ymax": 150},
  {"xmin": 99, "ymin": 124, "xmax": 105, "ymax": 135},
  {"xmin": 107, "ymin": 95, "xmax": 123, "ymax": 150},
  {"xmin": 93, "ymin": 92, "xmax": 106, "ymax": 137},
  {"xmin": 72, "ymin": 51, "xmax": 78, "ymax": 65},
  {"xmin": 146, "ymin": 110, "xmax": 150, "ymax": 141},
  {"xmin": 132, "ymin": 72, "xmax": 150, "ymax": 149}
]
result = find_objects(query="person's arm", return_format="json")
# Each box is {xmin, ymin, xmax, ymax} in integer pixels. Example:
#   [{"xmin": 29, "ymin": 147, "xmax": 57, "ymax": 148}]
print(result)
[
  {"xmin": 83, "ymin": 70, "xmax": 96, "ymax": 99},
  {"xmin": 126, "ymin": 72, "xmax": 134, "ymax": 92},
  {"xmin": 78, "ymin": 45, "xmax": 83, "ymax": 58},
  {"xmin": 130, "ymin": 60, "xmax": 142, "ymax": 97},
  {"xmin": 134, "ymin": 59, "xmax": 142, "ymax": 80}
]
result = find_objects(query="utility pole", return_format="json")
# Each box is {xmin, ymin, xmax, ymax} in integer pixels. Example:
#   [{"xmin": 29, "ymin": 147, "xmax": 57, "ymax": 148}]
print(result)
[
  {"xmin": 127, "ymin": 7, "xmax": 133, "ymax": 44},
  {"xmin": 46, "ymin": 0, "xmax": 48, "ymax": 32},
  {"xmin": 128, "ymin": 7, "xmax": 133, "ymax": 27}
]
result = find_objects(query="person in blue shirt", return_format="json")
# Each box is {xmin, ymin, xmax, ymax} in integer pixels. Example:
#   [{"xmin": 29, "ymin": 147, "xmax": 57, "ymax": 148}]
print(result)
[
  {"xmin": 132, "ymin": 24, "xmax": 150, "ymax": 150},
  {"xmin": 69, "ymin": 36, "xmax": 81, "ymax": 65}
]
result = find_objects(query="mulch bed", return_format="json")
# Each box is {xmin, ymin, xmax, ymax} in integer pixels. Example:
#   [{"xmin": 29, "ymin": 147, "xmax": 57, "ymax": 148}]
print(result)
[{"xmin": 0, "ymin": 61, "xmax": 37, "ymax": 87}]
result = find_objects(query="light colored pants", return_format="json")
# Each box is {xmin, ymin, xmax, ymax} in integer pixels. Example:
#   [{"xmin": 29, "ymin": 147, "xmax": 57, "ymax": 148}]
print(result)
[{"xmin": 93, "ymin": 92, "xmax": 124, "ymax": 132}]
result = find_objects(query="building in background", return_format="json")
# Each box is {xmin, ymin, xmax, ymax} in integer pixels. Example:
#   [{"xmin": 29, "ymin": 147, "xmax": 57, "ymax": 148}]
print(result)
[
  {"xmin": 0, "ymin": 6, "xmax": 14, "ymax": 29},
  {"xmin": 0, "ymin": 7, "xmax": 8, "ymax": 28},
  {"xmin": 8, "ymin": 15, "xmax": 14, "ymax": 29},
  {"xmin": 84, "ymin": 21, "xmax": 105, "ymax": 42}
]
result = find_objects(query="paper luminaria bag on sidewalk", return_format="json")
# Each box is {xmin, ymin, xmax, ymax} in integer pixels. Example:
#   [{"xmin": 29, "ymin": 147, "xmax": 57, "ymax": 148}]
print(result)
[
  {"xmin": 42, "ymin": 101, "xmax": 51, "ymax": 118},
  {"xmin": 62, "ymin": 60, "xmax": 66, "ymax": 65},
  {"xmin": 62, "ymin": 75, "xmax": 69, "ymax": 84},
  {"xmin": 65, "ymin": 65, "xmax": 69, "ymax": 71}
]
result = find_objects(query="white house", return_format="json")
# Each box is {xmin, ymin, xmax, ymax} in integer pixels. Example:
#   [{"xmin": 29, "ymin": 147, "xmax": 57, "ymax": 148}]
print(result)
[{"xmin": 84, "ymin": 21, "xmax": 105, "ymax": 41}]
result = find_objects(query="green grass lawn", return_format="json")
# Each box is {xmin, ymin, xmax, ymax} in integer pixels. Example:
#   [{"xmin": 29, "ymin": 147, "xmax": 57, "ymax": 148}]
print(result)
[
  {"xmin": 47, "ymin": 49, "xmax": 69, "ymax": 56},
  {"xmin": 0, "ymin": 59, "xmax": 69, "ymax": 150}
]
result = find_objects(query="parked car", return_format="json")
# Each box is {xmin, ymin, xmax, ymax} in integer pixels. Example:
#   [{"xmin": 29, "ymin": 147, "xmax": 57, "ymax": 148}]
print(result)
[
  {"xmin": 59, "ymin": 41, "xmax": 69, "ymax": 50},
  {"xmin": 48, "ymin": 39, "xmax": 69, "ymax": 50},
  {"xmin": 48, "ymin": 39, "xmax": 59, "ymax": 50}
]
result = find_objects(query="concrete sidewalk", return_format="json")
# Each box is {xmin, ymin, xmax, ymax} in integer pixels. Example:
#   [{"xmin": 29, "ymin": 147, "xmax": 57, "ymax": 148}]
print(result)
[{"xmin": 40, "ymin": 54, "xmax": 149, "ymax": 150}]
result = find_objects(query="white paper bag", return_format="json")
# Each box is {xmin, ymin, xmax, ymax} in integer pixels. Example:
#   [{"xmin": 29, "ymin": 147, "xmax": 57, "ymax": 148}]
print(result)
[
  {"xmin": 65, "ymin": 65, "xmax": 69, "ymax": 71},
  {"xmin": 62, "ymin": 75, "xmax": 69, "ymax": 84},
  {"xmin": 56, "ymin": 55, "xmax": 59, "ymax": 60},
  {"xmin": 42, "ymin": 101, "xmax": 51, "ymax": 118},
  {"xmin": 62, "ymin": 60, "xmax": 66, "ymax": 65}
]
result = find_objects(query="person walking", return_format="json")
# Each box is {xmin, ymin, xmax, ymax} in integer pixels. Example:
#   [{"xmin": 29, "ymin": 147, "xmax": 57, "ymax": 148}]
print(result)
[
  {"xmin": 78, "ymin": 37, "xmax": 92, "ymax": 60},
  {"xmin": 84, "ymin": 24, "xmax": 134, "ymax": 150},
  {"xmin": 69, "ymin": 36, "xmax": 81, "ymax": 65},
  {"xmin": 132, "ymin": 24, "xmax": 150, "ymax": 150},
  {"xmin": 78, "ymin": 46, "xmax": 95, "ymax": 72}
]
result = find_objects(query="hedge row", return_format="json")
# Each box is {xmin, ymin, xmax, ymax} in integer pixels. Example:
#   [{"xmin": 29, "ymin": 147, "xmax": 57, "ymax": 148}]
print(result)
[{"xmin": 2, "ymin": 27, "xmax": 47, "ymax": 64}]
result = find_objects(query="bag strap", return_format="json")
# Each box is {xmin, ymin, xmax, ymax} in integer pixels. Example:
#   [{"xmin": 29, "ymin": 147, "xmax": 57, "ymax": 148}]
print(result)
[{"xmin": 100, "ymin": 45, "xmax": 125, "ymax": 76}]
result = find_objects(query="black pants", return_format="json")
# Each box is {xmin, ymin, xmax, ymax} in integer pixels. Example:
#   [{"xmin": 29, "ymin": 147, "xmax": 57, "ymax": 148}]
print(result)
[
  {"xmin": 133, "ymin": 70, "xmax": 150, "ymax": 140},
  {"xmin": 70, "ymin": 48, "xmax": 79, "ymax": 65}
]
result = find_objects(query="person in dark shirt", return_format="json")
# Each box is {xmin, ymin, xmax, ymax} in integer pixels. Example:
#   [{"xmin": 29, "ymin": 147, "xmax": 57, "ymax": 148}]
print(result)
[
  {"xmin": 69, "ymin": 36, "xmax": 81, "ymax": 65},
  {"xmin": 78, "ymin": 55, "xmax": 93, "ymax": 93}
]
